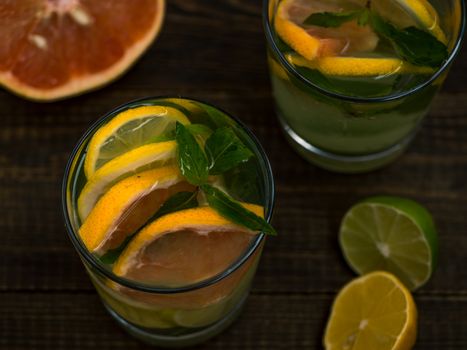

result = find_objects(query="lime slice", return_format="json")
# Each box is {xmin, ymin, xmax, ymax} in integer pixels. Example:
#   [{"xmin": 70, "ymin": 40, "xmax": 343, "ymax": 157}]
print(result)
[
  {"xmin": 339, "ymin": 196, "xmax": 438, "ymax": 290},
  {"xmin": 84, "ymin": 105, "xmax": 190, "ymax": 178}
]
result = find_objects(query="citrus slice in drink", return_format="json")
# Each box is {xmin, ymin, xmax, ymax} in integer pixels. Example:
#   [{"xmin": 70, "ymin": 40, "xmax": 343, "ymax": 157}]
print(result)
[
  {"xmin": 113, "ymin": 205, "xmax": 264, "ymax": 287},
  {"xmin": 0, "ymin": 0, "xmax": 165, "ymax": 101},
  {"xmin": 78, "ymin": 141, "xmax": 177, "ymax": 221},
  {"xmin": 339, "ymin": 196, "xmax": 438, "ymax": 290},
  {"xmin": 84, "ymin": 105, "xmax": 190, "ymax": 178},
  {"xmin": 324, "ymin": 271, "xmax": 417, "ymax": 350},
  {"xmin": 371, "ymin": 0, "xmax": 447, "ymax": 43},
  {"xmin": 274, "ymin": 0, "xmax": 439, "ymax": 76},
  {"xmin": 79, "ymin": 166, "xmax": 195, "ymax": 256},
  {"xmin": 274, "ymin": 0, "xmax": 379, "ymax": 60}
]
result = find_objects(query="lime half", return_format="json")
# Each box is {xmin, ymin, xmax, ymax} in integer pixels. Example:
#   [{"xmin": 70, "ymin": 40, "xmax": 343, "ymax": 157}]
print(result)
[{"xmin": 339, "ymin": 196, "xmax": 438, "ymax": 291}]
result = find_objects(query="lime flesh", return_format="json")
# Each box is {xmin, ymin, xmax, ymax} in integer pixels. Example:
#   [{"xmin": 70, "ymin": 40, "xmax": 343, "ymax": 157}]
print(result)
[{"xmin": 339, "ymin": 196, "xmax": 438, "ymax": 290}]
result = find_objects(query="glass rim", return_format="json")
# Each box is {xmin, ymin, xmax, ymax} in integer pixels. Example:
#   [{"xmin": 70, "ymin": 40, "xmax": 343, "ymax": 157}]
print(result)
[
  {"xmin": 61, "ymin": 96, "xmax": 275, "ymax": 294},
  {"xmin": 262, "ymin": 0, "xmax": 467, "ymax": 103}
]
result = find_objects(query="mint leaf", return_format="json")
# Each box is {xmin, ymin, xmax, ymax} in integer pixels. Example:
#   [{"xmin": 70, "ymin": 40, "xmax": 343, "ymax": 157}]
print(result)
[
  {"xmin": 154, "ymin": 191, "xmax": 198, "ymax": 219},
  {"xmin": 186, "ymin": 124, "xmax": 213, "ymax": 145},
  {"xmin": 224, "ymin": 160, "xmax": 261, "ymax": 205},
  {"xmin": 304, "ymin": 11, "xmax": 362, "ymax": 27},
  {"xmin": 370, "ymin": 14, "xmax": 448, "ymax": 68},
  {"xmin": 201, "ymin": 184, "xmax": 276, "ymax": 235},
  {"xmin": 205, "ymin": 127, "xmax": 254, "ymax": 175},
  {"xmin": 175, "ymin": 122, "xmax": 209, "ymax": 185}
]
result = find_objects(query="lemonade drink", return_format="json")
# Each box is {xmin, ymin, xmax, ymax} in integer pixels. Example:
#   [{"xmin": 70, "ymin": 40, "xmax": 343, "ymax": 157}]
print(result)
[
  {"xmin": 62, "ymin": 97, "xmax": 275, "ymax": 347},
  {"xmin": 264, "ymin": 0, "xmax": 465, "ymax": 172}
]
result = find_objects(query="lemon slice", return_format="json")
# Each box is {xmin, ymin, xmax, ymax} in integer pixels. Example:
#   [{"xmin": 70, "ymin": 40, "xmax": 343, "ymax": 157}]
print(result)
[
  {"xmin": 113, "ymin": 205, "xmax": 263, "ymax": 287},
  {"xmin": 372, "ymin": 0, "xmax": 447, "ymax": 44},
  {"xmin": 79, "ymin": 166, "xmax": 194, "ymax": 256},
  {"xmin": 286, "ymin": 53, "xmax": 434, "ymax": 76},
  {"xmin": 78, "ymin": 141, "xmax": 177, "ymax": 221},
  {"xmin": 324, "ymin": 271, "xmax": 417, "ymax": 350},
  {"xmin": 84, "ymin": 105, "xmax": 190, "ymax": 178}
]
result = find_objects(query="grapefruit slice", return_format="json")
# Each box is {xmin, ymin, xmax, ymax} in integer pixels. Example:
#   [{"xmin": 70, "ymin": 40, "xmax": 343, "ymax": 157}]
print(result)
[
  {"xmin": 0, "ymin": 0, "xmax": 165, "ymax": 101},
  {"xmin": 79, "ymin": 166, "xmax": 195, "ymax": 256},
  {"xmin": 113, "ymin": 205, "xmax": 264, "ymax": 287},
  {"xmin": 274, "ymin": 0, "xmax": 379, "ymax": 60},
  {"xmin": 78, "ymin": 141, "xmax": 177, "ymax": 221}
]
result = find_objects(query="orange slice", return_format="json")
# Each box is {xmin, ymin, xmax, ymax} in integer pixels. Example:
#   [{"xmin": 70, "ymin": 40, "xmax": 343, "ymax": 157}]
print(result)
[
  {"xmin": 0, "ymin": 0, "xmax": 165, "ymax": 101},
  {"xmin": 113, "ymin": 205, "xmax": 264, "ymax": 287},
  {"xmin": 79, "ymin": 166, "xmax": 195, "ymax": 256}
]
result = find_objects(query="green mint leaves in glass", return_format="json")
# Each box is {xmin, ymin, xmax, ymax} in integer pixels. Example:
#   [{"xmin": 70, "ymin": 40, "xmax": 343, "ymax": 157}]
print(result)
[{"xmin": 264, "ymin": 0, "xmax": 465, "ymax": 173}]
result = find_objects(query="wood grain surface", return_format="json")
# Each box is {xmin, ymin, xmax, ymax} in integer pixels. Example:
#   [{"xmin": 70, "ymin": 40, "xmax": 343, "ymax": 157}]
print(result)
[{"xmin": 1, "ymin": 0, "xmax": 466, "ymax": 349}]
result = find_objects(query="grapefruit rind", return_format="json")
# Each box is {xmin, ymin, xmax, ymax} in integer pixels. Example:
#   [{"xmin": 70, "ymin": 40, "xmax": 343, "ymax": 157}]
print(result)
[
  {"xmin": 78, "ymin": 141, "xmax": 177, "ymax": 221},
  {"xmin": 79, "ymin": 165, "xmax": 183, "ymax": 255},
  {"xmin": 113, "ymin": 205, "xmax": 264, "ymax": 277}
]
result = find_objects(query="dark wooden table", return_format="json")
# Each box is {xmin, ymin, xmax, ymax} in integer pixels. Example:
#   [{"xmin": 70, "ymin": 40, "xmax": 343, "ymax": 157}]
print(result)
[{"xmin": 1, "ymin": 1, "xmax": 466, "ymax": 349}]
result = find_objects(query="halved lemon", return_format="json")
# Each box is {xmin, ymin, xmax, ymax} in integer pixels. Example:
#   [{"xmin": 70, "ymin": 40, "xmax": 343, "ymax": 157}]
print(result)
[
  {"xmin": 84, "ymin": 105, "xmax": 190, "ymax": 178},
  {"xmin": 113, "ymin": 205, "xmax": 264, "ymax": 287},
  {"xmin": 78, "ymin": 141, "xmax": 177, "ymax": 221},
  {"xmin": 0, "ymin": 0, "xmax": 165, "ymax": 101},
  {"xmin": 324, "ymin": 271, "xmax": 417, "ymax": 350},
  {"xmin": 79, "ymin": 165, "xmax": 195, "ymax": 256}
]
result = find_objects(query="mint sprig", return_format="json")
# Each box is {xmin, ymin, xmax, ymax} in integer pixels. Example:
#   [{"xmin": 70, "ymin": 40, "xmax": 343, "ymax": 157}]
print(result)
[
  {"xmin": 175, "ymin": 123, "xmax": 275, "ymax": 235},
  {"xmin": 201, "ymin": 184, "xmax": 276, "ymax": 235},
  {"xmin": 205, "ymin": 127, "xmax": 254, "ymax": 175},
  {"xmin": 175, "ymin": 122, "xmax": 209, "ymax": 185},
  {"xmin": 369, "ymin": 14, "xmax": 448, "ymax": 68}
]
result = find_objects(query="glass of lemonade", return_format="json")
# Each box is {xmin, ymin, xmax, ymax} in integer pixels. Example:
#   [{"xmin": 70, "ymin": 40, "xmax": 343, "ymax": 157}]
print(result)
[
  {"xmin": 264, "ymin": 0, "xmax": 465, "ymax": 173},
  {"xmin": 62, "ymin": 97, "xmax": 275, "ymax": 347}
]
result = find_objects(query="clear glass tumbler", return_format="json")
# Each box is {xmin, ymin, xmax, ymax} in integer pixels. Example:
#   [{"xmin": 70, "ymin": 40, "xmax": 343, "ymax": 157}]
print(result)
[
  {"xmin": 263, "ymin": 0, "xmax": 466, "ymax": 173},
  {"xmin": 62, "ymin": 97, "xmax": 275, "ymax": 347}
]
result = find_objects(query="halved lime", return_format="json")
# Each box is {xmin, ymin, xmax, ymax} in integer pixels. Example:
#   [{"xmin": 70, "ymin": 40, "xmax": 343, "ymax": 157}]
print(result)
[{"xmin": 339, "ymin": 196, "xmax": 438, "ymax": 290}]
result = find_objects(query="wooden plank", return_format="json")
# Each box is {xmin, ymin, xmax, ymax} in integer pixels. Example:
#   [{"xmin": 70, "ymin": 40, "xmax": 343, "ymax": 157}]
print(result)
[{"xmin": 1, "ymin": 293, "xmax": 466, "ymax": 349}]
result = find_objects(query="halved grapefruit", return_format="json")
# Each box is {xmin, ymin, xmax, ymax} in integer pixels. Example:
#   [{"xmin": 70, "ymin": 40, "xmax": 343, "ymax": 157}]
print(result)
[{"xmin": 0, "ymin": 0, "xmax": 165, "ymax": 101}]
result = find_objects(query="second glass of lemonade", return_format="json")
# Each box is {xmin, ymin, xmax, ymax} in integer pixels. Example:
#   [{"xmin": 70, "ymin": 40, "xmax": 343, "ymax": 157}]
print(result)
[
  {"xmin": 62, "ymin": 97, "xmax": 275, "ymax": 347},
  {"xmin": 264, "ymin": 0, "xmax": 465, "ymax": 173}
]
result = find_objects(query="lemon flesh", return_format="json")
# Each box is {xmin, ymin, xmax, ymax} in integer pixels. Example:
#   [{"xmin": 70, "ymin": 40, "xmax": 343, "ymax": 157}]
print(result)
[
  {"xmin": 339, "ymin": 196, "xmax": 438, "ymax": 291},
  {"xmin": 324, "ymin": 271, "xmax": 417, "ymax": 350}
]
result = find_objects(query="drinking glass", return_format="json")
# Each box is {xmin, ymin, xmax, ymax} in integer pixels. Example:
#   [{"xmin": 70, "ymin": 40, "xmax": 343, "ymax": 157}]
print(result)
[{"xmin": 62, "ymin": 97, "xmax": 275, "ymax": 347}]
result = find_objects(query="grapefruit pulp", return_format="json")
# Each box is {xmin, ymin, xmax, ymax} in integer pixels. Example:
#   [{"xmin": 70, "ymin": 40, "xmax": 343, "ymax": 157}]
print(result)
[{"xmin": 0, "ymin": 0, "xmax": 165, "ymax": 101}]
